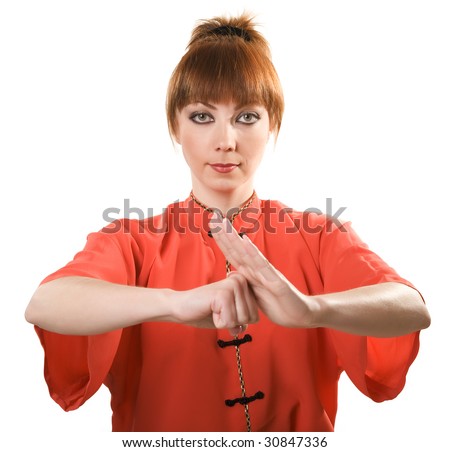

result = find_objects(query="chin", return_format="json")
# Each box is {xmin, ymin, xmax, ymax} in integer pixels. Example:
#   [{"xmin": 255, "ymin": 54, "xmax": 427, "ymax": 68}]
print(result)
[{"xmin": 208, "ymin": 180, "xmax": 243, "ymax": 193}]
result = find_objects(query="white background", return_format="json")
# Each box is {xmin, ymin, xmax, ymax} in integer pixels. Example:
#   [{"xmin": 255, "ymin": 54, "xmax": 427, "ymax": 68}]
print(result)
[{"xmin": 1, "ymin": 0, "xmax": 448, "ymax": 450}]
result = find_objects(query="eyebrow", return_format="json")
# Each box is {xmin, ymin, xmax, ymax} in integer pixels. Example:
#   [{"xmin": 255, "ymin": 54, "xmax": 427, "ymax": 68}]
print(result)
[
  {"xmin": 193, "ymin": 101, "xmax": 217, "ymax": 110},
  {"xmin": 192, "ymin": 101, "xmax": 262, "ymax": 111}
]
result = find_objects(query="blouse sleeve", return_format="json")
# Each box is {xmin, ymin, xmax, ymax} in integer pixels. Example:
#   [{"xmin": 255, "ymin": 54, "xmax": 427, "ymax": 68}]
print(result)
[
  {"xmin": 35, "ymin": 220, "xmax": 142, "ymax": 411},
  {"xmin": 318, "ymin": 219, "xmax": 421, "ymax": 402}
]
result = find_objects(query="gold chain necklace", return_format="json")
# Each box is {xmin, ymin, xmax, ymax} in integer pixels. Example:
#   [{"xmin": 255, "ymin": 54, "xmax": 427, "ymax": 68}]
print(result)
[{"xmin": 189, "ymin": 190, "xmax": 256, "ymax": 432}]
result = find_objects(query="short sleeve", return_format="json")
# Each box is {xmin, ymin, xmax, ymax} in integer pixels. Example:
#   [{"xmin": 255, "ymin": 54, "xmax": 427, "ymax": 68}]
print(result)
[
  {"xmin": 40, "ymin": 220, "xmax": 139, "ymax": 286},
  {"xmin": 35, "ymin": 220, "xmax": 141, "ymax": 411},
  {"xmin": 318, "ymin": 220, "xmax": 421, "ymax": 402}
]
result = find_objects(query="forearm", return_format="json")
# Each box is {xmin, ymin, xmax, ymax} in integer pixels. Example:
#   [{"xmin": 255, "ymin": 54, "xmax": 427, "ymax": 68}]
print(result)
[
  {"xmin": 308, "ymin": 282, "xmax": 431, "ymax": 338},
  {"xmin": 25, "ymin": 276, "xmax": 176, "ymax": 335}
]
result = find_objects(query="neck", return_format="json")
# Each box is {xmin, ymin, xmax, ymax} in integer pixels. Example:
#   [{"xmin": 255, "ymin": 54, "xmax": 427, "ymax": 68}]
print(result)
[{"xmin": 190, "ymin": 188, "xmax": 255, "ymax": 216}]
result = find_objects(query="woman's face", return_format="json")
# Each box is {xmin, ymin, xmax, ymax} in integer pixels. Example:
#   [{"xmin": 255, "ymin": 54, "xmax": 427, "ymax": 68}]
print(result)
[{"xmin": 175, "ymin": 101, "xmax": 271, "ymax": 203}]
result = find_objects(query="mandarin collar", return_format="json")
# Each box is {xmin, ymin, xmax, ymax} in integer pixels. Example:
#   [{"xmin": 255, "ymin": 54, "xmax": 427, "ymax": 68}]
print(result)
[{"xmin": 175, "ymin": 193, "xmax": 263, "ymax": 243}]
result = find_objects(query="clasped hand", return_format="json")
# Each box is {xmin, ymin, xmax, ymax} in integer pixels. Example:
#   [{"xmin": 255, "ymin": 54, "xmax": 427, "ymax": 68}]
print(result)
[{"xmin": 173, "ymin": 213, "xmax": 317, "ymax": 335}]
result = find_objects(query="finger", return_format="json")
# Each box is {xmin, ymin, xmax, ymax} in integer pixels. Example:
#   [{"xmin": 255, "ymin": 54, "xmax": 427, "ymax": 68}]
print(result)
[
  {"xmin": 217, "ymin": 221, "xmax": 279, "ymax": 284},
  {"xmin": 211, "ymin": 290, "xmax": 237, "ymax": 330},
  {"xmin": 228, "ymin": 324, "xmax": 246, "ymax": 337},
  {"xmin": 228, "ymin": 272, "xmax": 259, "ymax": 326},
  {"xmin": 210, "ymin": 216, "xmax": 246, "ymax": 270},
  {"xmin": 240, "ymin": 234, "xmax": 280, "ymax": 283},
  {"xmin": 226, "ymin": 272, "xmax": 250, "ymax": 335},
  {"xmin": 212, "ymin": 217, "xmax": 263, "ymax": 280},
  {"xmin": 213, "ymin": 273, "xmax": 259, "ymax": 336},
  {"xmin": 210, "ymin": 214, "xmax": 282, "ymax": 286},
  {"xmin": 233, "ymin": 271, "xmax": 260, "ymax": 323}
]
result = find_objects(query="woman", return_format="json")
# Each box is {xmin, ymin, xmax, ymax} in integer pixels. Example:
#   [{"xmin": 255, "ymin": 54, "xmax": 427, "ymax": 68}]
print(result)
[{"xmin": 25, "ymin": 14, "xmax": 430, "ymax": 432}]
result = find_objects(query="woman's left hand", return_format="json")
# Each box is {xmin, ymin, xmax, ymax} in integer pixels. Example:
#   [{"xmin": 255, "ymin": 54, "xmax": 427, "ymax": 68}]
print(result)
[
  {"xmin": 209, "ymin": 213, "xmax": 431, "ymax": 337},
  {"xmin": 209, "ymin": 214, "xmax": 319, "ymax": 328}
]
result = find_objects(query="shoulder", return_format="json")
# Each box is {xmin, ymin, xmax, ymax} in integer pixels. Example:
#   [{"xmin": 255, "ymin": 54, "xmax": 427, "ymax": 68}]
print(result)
[
  {"xmin": 100, "ymin": 216, "xmax": 167, "ymax": 236},
  {"xmin": 94, "ymin": 205, "xmax": 174, "ymax": 254},
  {"xmin": 99, "ymin": 198, "xmax": 188, "ymax": 236},
  {"xmin": 259, "ymin": 198, "xmax": 349, "ymax": 236}
]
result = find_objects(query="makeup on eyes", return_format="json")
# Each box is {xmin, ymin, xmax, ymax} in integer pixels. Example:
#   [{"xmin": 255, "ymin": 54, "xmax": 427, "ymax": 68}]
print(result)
[{"xmin": 187, "ymin": 104, "xmax": 262, "ymax": 125}]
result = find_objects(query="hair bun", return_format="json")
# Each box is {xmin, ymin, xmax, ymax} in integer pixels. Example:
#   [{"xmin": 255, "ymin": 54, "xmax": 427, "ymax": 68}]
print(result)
[
  {"xmin": 188, "ymin": 13, "xmax": 264, "ymax": 50},
  {"xmin": 209, "ymin": 25, "xmax": 251, "ymax": 41}
]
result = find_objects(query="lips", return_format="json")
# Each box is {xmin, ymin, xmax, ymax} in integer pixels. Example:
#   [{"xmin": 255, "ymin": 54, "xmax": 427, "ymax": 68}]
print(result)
[{"xmin": 209, "ymin": 163, "xmax": 239, "ymax": 173}]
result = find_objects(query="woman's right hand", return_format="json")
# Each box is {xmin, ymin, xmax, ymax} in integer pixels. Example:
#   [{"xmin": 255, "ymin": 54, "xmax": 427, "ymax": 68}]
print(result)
[
  {"xmin": 170, "ymin": 272, "xmax": 259, "ymax": 336},
  {"xmin": 25, "ymin": 274, "xmax": 259, "ymax": 336}
]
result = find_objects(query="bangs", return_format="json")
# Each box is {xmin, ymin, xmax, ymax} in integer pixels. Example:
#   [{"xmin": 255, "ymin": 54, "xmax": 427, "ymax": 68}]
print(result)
[
  {"xmin": 178, "ymin": 43, "xmax": 273, "ymax": 107},
  {"xmin": 167, "ymin": 40, "xmax": 283, "ymax": 136}
]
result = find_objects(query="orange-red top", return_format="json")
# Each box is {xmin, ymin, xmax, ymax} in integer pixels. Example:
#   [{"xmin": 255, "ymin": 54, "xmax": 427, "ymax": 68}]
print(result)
[{"xmin": 35, "ymin": 195, "xmax": 420, "ymax": 431}]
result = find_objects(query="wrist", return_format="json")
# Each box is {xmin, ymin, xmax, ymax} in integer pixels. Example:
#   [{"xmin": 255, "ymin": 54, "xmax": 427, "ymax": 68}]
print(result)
[
  {"xmin": 305, "ymin": 294, "xmax": 326, "ymax": 329},
  {"xmin": 163, "ymin": 288, "xmax": 188, "ymax": 324},
  {"xmin": 284, "ymin": 285, "xmax": 323, "ymax": 329},
  {"xmin": 143, "ymin": 287, "xmax": 181, "ymax": 324}
]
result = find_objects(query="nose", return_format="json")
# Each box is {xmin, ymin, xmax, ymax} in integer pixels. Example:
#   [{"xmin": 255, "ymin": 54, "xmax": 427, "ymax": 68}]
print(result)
[{"xmin": 214, "ymin": 122, "xmax": 236, "ymax": 152}]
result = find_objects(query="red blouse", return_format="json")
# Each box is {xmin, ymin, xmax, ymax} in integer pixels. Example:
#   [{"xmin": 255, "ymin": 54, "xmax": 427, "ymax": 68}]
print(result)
[{"xmin": 35, "ymin": 195, "xmax": 420, "ymax": 432}]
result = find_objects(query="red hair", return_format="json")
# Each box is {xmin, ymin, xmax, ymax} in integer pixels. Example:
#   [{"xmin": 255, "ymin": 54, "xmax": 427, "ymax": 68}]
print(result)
[{"xmin": 166, "ymin": 14, "xmax": 284, "ymax": 137}]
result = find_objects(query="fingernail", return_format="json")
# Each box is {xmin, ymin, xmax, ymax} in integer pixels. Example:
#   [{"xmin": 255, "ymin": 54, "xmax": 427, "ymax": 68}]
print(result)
[
  {"xmin": 229, "ymin": 325, "xmax": 246, "ymax": 337},
  {"xmin": 212, "ymin": 209, "xmax": 223, "ymax": 220},
  {"xmin": 242, "ymin": 234, "xmax": 252, "ymax": 243},
  {"xmin": 209, "ymin": 211, "xmax": 223, "ymax": 233}
]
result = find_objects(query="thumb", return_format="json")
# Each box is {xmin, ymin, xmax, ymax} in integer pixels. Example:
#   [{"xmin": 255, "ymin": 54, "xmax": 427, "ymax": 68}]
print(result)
[{"xmin": 228, "ymin": 324, "xmax": 247, "ymax": 337}]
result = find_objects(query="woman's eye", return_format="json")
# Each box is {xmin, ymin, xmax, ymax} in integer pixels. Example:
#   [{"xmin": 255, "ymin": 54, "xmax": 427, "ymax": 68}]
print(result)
[
  {"xmin": 237, "ymin": 112, "xmax": 260, "ymax": 124},
  {"xmin": 190, "ymin": 112, "xmax": 213, "ymax": 123}
]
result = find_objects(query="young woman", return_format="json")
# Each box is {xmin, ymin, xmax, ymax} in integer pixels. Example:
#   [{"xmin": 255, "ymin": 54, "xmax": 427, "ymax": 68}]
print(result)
[{"xmin": 25, "ymin": 14, "xmax": 430, "ymax": 432}]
